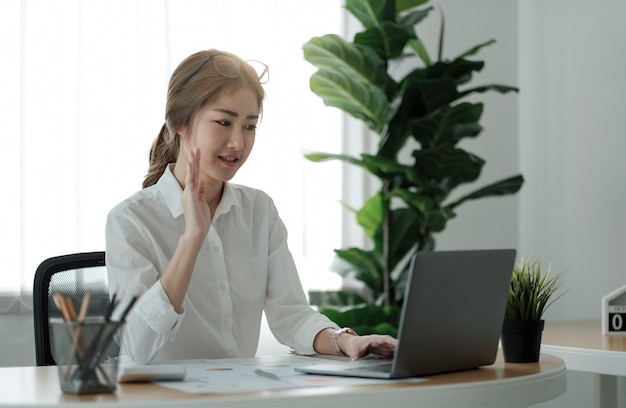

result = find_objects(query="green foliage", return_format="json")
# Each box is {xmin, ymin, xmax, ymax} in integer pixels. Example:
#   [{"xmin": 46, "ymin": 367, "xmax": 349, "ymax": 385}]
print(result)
[
  {"xmin": 303, "ymin": 0, "xmax": 524, "ymax": 329},
  {"xmin": 505, "ymin": 255, "xmax": 568, "ymax": 321},
  {"xmin": 319, "ymin": 305, "xmax": 401, "ymax": 337}
]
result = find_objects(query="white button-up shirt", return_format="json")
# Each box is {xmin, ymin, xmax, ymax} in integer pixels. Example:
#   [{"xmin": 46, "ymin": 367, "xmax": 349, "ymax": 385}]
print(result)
[{"xmin": 105, "ymin": 164, "xmax": 337, "ymax": 364}]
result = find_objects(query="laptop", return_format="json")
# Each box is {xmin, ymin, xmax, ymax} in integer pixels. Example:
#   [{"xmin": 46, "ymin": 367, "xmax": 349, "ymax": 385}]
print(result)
[{"xmin": 296, "ymin": 249, "xmax": 516, "ymax": 379}]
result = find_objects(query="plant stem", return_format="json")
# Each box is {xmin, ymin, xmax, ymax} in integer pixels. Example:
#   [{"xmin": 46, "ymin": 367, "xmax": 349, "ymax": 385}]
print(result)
[{"xmin": 382, "ymin": 180, "xmax": 392, "ymax": 307}]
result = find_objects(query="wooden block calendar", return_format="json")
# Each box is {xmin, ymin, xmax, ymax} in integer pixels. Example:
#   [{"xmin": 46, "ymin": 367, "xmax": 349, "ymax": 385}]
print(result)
[{"xmin": 602, "ymin": 285, "xmax": 626, "ymax": 335}]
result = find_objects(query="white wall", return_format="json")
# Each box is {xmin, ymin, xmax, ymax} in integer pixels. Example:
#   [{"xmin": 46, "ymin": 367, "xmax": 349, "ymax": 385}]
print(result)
[{"xmin": 518, "ymin": 0, "xmax": 626, "ymax": 322}]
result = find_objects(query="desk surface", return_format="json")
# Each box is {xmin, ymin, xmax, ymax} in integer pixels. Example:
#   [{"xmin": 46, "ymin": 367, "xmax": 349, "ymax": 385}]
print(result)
[
  {"xmin": 0, "ymin": 352, "xmax": 565, "ymax": 408},
  {"xmin": 542, "ymin": 319, "xmax": 626, "ymax": 376}
]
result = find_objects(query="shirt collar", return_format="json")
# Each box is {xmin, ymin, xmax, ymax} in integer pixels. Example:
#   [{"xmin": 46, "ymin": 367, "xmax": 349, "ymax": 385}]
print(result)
[
  {"xmin": 156, "ymin": 164, "xmax": 239, "ymax": 219},
  {"xmin": 217, "ymin": 182, "xmax": 238, "ymax": 219}
]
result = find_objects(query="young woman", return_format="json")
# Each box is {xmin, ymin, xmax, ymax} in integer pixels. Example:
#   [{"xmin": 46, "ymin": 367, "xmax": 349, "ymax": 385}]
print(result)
[{"xmin": 106, "ymin": 49, "xmax": 396, "ymax": 364}]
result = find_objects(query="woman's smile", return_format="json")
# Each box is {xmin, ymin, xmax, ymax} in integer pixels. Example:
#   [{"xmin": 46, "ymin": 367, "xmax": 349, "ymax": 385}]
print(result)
[{"xmin": 218, "ymin": 154, "xmax": 240, "ymax": 166}]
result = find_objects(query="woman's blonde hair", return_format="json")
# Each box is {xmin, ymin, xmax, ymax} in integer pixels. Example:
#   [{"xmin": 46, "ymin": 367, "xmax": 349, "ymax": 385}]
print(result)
[{"xmin": 143, "ymin": 49, "xmax": 266, "ymax": 188}]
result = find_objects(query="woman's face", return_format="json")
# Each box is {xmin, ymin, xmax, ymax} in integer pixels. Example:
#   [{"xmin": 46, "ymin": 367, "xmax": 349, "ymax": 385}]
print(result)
[{"xmin": 179, "ymin": 87, "xmax": 259, "ymax": 186}]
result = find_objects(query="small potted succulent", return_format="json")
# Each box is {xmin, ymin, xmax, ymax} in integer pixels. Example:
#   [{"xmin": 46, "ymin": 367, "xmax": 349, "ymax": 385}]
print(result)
[{"xmin": 502, "ymin": 254, "xmax": 567, "ymax": 362}]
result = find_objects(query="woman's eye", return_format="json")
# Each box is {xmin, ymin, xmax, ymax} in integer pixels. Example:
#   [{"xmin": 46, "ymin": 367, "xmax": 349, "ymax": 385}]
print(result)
[
  {"xmin": 217, "ymin": 120, "xmax": 231, "ymax": 127},
  {"xmin": 245, "ymin": 124, "xmax": 258, "ymax": 131}
]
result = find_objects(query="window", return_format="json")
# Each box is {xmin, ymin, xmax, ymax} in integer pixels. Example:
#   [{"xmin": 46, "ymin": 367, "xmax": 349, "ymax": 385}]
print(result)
[{"xmin": 0, "ymin": 0, "xmax": 344, "ymax": 308}]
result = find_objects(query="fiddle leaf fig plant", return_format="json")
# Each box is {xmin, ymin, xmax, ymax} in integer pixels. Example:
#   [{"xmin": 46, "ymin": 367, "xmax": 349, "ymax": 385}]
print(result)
[{"xmin": 302, "ymin": 0, "xmax": 523, "ymax": 334}]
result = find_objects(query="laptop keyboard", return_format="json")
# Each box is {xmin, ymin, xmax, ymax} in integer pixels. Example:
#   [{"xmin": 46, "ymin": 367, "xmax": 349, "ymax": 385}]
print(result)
[{"xmin": 346, "ymin": 363, "xmax": 392, "ymax": 373}]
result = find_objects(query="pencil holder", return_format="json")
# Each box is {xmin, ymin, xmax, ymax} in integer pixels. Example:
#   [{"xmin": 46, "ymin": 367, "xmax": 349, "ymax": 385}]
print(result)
[{"xmin": 50, "ymin": 317, "xmax": 124, "ymax": 394}]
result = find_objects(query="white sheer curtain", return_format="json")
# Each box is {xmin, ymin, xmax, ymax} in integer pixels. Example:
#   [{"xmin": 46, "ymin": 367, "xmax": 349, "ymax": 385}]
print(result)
[{"xmin": 0, "ymin": 0, "xmax": 343, "ymax": 312}]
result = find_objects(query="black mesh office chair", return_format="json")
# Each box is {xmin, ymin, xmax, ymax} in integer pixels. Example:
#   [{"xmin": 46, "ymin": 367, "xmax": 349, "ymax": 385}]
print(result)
[{"xmin": 32, "ymin": 251, "xmax": 117, "ymax": 366}]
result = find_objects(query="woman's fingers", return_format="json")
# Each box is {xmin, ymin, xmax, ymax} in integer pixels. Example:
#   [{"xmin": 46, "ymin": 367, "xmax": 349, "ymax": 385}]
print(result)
[
  {"xmin": 186, "ymin": 148, "xmax": 199, "ymax": 192},
  {"xmin": 345, "ymin": 335, "xmax": 397, "ymax": 361},
  {"xmin": 182, "ymin": 147, "xmax": 210, "ymax": 232}
]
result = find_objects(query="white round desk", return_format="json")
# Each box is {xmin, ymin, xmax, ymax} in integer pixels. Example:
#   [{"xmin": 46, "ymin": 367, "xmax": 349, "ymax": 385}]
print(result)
[{"xmin": 0, "ymin": 352, "xmax": 565, "ymax": 408}]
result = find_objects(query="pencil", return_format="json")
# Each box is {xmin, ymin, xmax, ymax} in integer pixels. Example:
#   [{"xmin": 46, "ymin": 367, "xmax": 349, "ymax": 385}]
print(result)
[{"xmin": 65, "ymin": 292, "xmax": 91, "ymax": 381}]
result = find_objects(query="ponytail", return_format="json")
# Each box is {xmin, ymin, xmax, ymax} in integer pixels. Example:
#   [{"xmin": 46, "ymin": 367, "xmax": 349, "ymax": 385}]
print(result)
[{"xmin": 143, "ymin": 123, "xmax": 180, "ymax": 188}]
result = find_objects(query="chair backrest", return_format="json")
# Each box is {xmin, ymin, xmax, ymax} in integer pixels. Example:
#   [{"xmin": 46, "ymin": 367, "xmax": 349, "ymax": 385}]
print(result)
[{"xmin": 32, "ymin": 251, "xmax": 116, "ymax": 366}]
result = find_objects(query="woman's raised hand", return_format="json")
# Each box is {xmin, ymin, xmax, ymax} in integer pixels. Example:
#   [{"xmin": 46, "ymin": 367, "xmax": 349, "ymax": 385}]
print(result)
[
  {"xmin": 182, "ymin": 148, "xmax": 211, "ymax": 240},
  {"xmin": 160, "ymin": 147, "xmax": 211, "ymax": 312}
]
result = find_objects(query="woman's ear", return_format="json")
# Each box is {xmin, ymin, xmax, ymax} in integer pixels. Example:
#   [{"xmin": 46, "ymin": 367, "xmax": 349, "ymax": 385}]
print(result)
[
  {"xmin": 176, "ymin": 127, "xmax": 189, "ymax": 152},
  {"xmin": 176, "ymin": 126, "xmax": 187, "ymax": 139}
]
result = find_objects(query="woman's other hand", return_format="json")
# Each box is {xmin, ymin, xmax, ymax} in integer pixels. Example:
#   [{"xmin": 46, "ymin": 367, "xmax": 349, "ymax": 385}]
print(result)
[{"xmin": 341, "ymin": 334, "xmax": 397, "ymax": 361}]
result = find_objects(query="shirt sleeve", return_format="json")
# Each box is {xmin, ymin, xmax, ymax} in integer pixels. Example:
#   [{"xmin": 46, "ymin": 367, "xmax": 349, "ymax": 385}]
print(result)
[
  {"xmin": 262, "ymin": 200, "xmax": 338, "ymax": 355},
  {"xmin": 105, "ymin": 203, "xmax": 183, "ymax": 364}
]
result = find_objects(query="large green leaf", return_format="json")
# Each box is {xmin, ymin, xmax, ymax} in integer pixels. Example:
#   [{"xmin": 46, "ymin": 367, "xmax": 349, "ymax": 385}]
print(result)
[
  {"xmin": 334, "ymin": 248, "xmax": 382, "ymax": 293},
  {"xmin": 395, "ymin": 0, "xmax": 429, "ymax": 14},
  {"xmin": 347, "ymin": 1, "xmax": 426, "ymax": 60},
  {"xmin": 392, "ymin": 189, "xmax": 433, "ymax": 212},
  {"xmin": 356, "ymin": 193, "xmax": 384, "ymax": 241},
  {"xmin": 400, "ymin": 75, "xmax": 459, "ymax": 114},
  {"xmin": 397, "ymin": 72, "xmax": 516, "ymax": 154},
  {"xmin": 361, "ymin": 154, "xmax": 410, "ymax": 178},
  {"xmin": 413, "ymin": 145, "xmax": 485, "ymax": 187},
  {"xmin": 378, "ymin": 120, "xmax": 410, "ymax": 160},
  {"xmin": 338, "ymin": 196, "xmax": 425, "ymax": 295},
  {"xmin": 303, "ymin": 151, "xmax": 363, "ymax": 167},
  {"xmin": 309, "ymin": 70, "xmax": 390, "ymax": 133},
  {"xmin": 423, "ymin": 58, "xmax": 485, "ymax": 88},
  {"xmin": 354, "ymin": 23, "xmax": 408, "ymax": 59},
  {"xmin": 391, "ymin": 189, "xmax": 454, "ymax": 233},
  {"xmin": 459, "ymin": 84, "xmax": 519, "ymax": 98},
  {"xmin": 358, "ymin": 199, "xmax": 435, "ymax": 273},
  {"xmin": 345, "ymin": 0, "xmax": 395, "ymax": 29},
  {"xmin": 304, "ymin": 151, "xmax": 406, "ymax": 181},
  {"xmin": 446, "ymin": 175, "xmax": 524, "ymax": 210},
  {"xmin": 303, "ymin": 34, "xmax": 394, "ymax": 132},
  {"xmin": 397, "ymin": 3, "xmax": 432, "ymax": 24},
  {"xmin": 386, "ymin": 208, "xmax": 423, "ymax": 268},
  {"xmin": 355, "ymin": 195, "xmax": 426, "ymax": 267},
  {"xmin": 409, "ymin": 102, "xmax": 484, "ymax": 147},
  {"xmin": 378, "ymin": 75, "xmax": 460, "ymax": 158},
  {"xmin": 304, "ymin": 34, "xmax": 392, "ymax": 91},
  {"xmin": 456, "ymin": 39, "xmax": 496, "ymax": 59}
]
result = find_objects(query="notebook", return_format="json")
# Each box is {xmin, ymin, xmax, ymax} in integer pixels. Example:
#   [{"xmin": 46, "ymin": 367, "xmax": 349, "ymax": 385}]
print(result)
[{"xmin": 296, "ymin": 249, "xmax": 516, "ymax": 379}]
